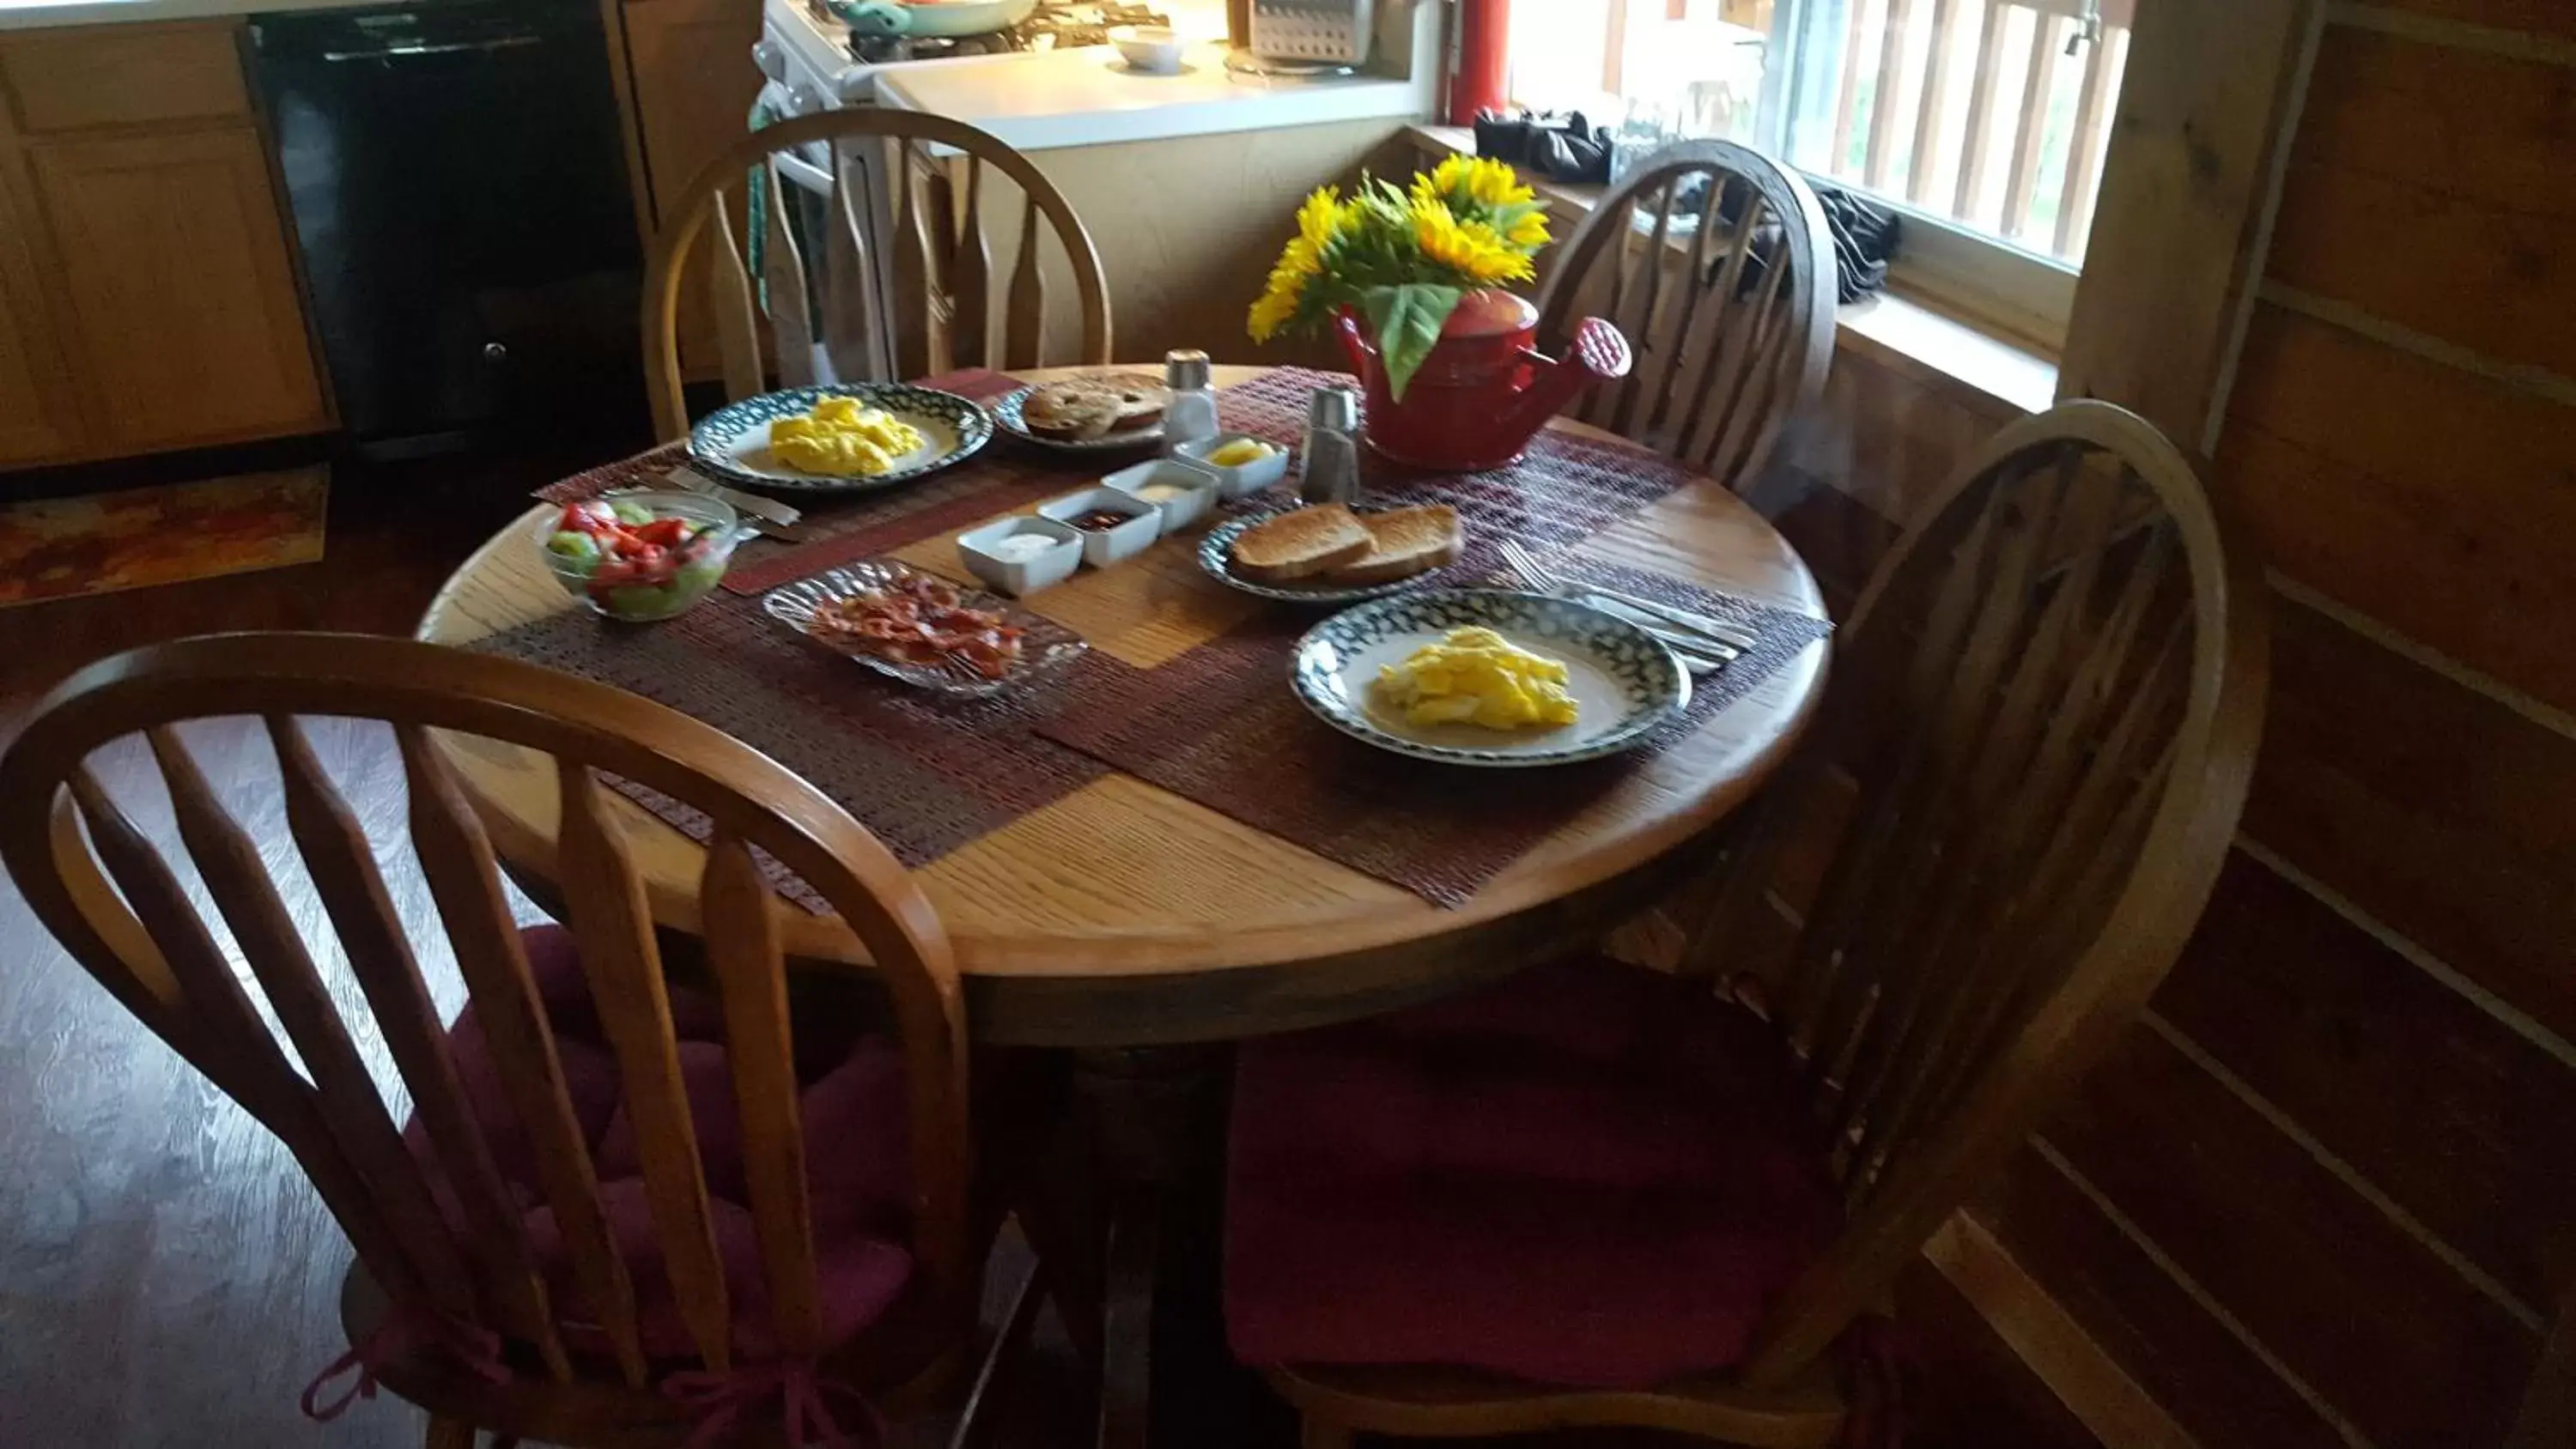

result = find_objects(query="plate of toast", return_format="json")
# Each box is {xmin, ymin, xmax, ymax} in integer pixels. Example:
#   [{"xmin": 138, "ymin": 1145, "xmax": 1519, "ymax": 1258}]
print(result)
[
  {"xmin": 992, "ymin": 373, "xmax": 1172, "ymax": 452},
  {"xmin": 1198, "ymin": 502, "xmax": 1465, "ymax": 603}
]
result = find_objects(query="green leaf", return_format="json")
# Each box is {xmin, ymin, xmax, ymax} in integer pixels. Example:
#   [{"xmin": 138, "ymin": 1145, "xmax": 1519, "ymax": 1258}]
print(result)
[{"xmin": 1360, "ymin": 282, "xmax": 1461, "ymax": 403}]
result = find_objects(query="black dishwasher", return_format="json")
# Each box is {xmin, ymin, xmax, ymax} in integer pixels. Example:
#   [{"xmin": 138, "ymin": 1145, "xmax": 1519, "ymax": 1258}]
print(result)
[{"xmin": 249, "ymin": 0, "xmax": 647, "ymax": 456}]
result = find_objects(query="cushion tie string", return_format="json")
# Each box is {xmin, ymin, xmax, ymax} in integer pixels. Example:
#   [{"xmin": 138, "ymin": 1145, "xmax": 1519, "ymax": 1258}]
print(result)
[
  {"xmin": 1833, "ymin": 1313, "xmax": 1917, "ymax": 1449},
  {"xmin": 300, "ymin": 1302, "xmax": 510, "ymax": 1422},
  {"xmin": 663, "ymin": 1357, "xmax": 887, "ymax": 1449}
]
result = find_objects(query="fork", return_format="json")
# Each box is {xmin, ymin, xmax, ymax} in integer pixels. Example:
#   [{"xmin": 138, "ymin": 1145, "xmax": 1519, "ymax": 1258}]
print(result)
[
  {"xmin": 666, "ymin": 467, "xmax": 805, "ymax": 529},
  {"xmin": 1498, "ymin": 539, "xmax": 1748, "ymax": 662}
]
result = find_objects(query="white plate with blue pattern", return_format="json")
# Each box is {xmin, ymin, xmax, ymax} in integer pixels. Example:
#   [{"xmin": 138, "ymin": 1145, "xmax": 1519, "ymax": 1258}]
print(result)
[
  {"xmin": 687, "ymin": 383, "xmax": 993, "ymax": 494},
  {"xmin": 1290, "ymin": 590, "xmax": 1691, "ymax": 767},
  {"xmin": 1196, "ymin": 507, "xmax": 1461, "ymax": 605}
]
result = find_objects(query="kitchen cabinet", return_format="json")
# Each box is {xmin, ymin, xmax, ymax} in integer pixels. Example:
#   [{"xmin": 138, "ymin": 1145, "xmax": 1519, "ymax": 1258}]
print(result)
[
  {"xmin": 31, "ymin": 127, "xmax": 328, "ymax": 453},
  {"xmin": 0, "ymin": 20, "xmax": 328, "ymax": 467},
  {"xmin": 613, "ymin": 0, "xmax": 763, "ymax": 379},
  {"xmin": 0, "ymin": 164, "xmax": 82, "ymax": 468}
]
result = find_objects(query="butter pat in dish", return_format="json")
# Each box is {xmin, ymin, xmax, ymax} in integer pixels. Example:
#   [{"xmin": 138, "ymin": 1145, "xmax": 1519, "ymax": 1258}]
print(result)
[
  {"xmin": 1103, "ymin": 458, "xmax": 1221, "ymax": 531},
  {"xmin": 1176, "ymin": 432, "xmax": 1291, "ymax": 499}
]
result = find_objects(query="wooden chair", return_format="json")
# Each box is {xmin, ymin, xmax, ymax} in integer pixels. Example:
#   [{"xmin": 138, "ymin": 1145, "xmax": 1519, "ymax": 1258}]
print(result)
[
  {"xmin": 1224, "ymin": 400, "xmax": 2269, "ymax": 1445},
  {"xmin": 1535, "ymin": 140, "xmax": 1837, "ymax": 496},
  {"xmin": 643, "ymin": 109, "xmax": 1114, "ymax": 440},
  {"xmin": 0, "ymin": 634, "xmax": 998, "ymax": 1447}
]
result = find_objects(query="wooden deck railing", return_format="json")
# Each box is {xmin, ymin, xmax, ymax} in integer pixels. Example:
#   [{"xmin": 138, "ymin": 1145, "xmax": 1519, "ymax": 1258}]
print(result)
[{"xmin": 1818, "ymin": 0, "xmax": 2131, "ymax": 261}]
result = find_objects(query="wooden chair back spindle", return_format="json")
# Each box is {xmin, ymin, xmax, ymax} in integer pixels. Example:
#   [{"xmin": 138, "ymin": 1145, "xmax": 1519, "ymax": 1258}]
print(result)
[
  {"xmin": 0, "ymin": 634, "xmax": 975, "ymax": 1409},
  {"xmin": 1686, "ymin": 400, "xmax": 2268, "ymax": 1385},
  {"xmin": 645, "ymin": 111, "xmax": 1112, "ymax": 440},
  {"xmin": 1535, "ymin": 141, "xmax": 1837, "ymax": 497}
]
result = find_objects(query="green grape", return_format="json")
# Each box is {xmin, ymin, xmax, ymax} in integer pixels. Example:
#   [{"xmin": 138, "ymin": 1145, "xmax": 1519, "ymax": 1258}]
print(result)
[{"xmin": 545, "ymin": 530, "xmax": 602, "ymax": 574}]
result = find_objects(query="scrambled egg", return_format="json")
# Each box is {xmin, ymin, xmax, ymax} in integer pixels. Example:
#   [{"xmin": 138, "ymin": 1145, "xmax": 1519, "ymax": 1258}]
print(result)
[
  {"xmin": 1206, "ymin": 438, "xmax": 1277, "ymax": 468},
  {"xmin": 769, "ymin": 397, "xmax": 926, "ymax": 476},
  {"xmin": 1371, "ymin": 627, "xmax": 1580, "ymax": 731}
]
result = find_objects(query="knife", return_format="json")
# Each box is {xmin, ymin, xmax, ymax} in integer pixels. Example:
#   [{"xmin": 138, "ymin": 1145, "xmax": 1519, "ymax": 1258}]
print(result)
[
  {"xmin": 1583, "ymin": 596, "xmax": 1741, "ymax": 665},
  {"xmin": 1568, "ymin": 583, "xmax": 1760, "ymax": 651}
]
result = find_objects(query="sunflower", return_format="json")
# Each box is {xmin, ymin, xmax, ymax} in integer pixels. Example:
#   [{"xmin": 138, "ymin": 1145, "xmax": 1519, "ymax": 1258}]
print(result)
[
  {"xmin": 1247, "ymin": 232, "xmax": 1325, "ymax": 343},
  {"xmin": 1296, "ymin": 185, "xmax": 1352, "ymax": 248},
  {"xmin": 1411, "ymin": 197, "xmax": 1534, "ymax": 285},
  {"xmin": 1424, "ymin": 153, "xmax": 1537, "ymax": 209}
]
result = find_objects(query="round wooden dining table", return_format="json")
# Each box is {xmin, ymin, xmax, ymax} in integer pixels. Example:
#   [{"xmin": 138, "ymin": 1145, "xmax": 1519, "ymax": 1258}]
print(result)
[{"xmin": 414, "ymin": 365, "xmax": 1832, "ymax": 1048}]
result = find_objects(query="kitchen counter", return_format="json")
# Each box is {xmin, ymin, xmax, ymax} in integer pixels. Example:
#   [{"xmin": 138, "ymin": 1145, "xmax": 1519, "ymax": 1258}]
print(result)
[
  {"xmin": 875, "ymin": 40, "xmax": 1431, "ymax": 151},
  {"xmin": 876, "ymin": 0, "xmax": 1441, "ymax": 155},
  {"xmin": 0, "ymin": 0, "xmax": 388, "ymax": 32}
]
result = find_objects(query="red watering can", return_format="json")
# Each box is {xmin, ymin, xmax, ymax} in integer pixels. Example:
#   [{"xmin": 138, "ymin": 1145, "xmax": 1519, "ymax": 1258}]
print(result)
[{"xmin": 1333, "ymin": 290, "xmax": 1632, "ymax": 472}]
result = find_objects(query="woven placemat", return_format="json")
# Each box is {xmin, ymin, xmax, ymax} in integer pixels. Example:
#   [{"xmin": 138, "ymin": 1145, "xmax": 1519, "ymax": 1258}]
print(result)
[
  {"xmin": 532, "ymin": 370, "xmax": 1041, "ymax": 597},
  {"xmin": 491, "ymin": 367, "xmax": 1828, "ymax": 911},
  {"xmin": 470, "ymin": 594, "xmax": 1117, "ymax": 912},
  {"xmin": 1039, "ymin": 558, "xmax": 1830, "ymax": 906}
]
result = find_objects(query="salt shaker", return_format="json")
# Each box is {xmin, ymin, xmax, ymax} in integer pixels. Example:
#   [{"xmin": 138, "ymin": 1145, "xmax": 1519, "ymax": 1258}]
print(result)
[
  {"xmin": 1299, "ymin": 387, "xmax": 1363, "ymax": 506},
  {"xmin": 1161, "ymin": 349, "xmax": 1218, "ymax": 453}
]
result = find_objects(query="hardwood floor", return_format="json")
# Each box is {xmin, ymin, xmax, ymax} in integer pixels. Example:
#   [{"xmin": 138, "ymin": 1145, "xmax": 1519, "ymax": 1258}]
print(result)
[
  {"xmin": 0, "ymin": 449, "xmax": 2048, "ymax": 1447},
  {"xmin": 0, "ymin": 452, "xmax": 536, "ymax": 1446}
]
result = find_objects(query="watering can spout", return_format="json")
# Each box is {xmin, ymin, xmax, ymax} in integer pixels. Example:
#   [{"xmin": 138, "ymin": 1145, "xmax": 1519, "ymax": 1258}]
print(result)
[{"xmin": 1504, "ymin": 318, "xmax": 1633, "ymax": 440}]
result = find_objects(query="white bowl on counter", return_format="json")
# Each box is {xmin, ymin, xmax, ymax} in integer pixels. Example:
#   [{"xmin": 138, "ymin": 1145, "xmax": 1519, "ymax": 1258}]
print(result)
[
  {"xmin": 1103, "ymin": 458, "xmax": 1223, "ymax": 533},
  {"xmin": 1037, "ymin": 484, "xmax": 1163, "ymax": 567},
  {"xmin": 1109, "ymin": 25, "xmax": 1186, "ymax": 74},
  {"xmin": 957, "ymin": 514, "xmax": 1084, "ymax": 596},
  {"xmin": 1174, "ymin": 433, "xmax": 1292, "ymax": 499}
]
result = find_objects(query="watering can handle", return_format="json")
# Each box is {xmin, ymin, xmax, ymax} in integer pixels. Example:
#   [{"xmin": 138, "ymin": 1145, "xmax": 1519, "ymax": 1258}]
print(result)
[{"xmin": 1332, "ymin": 308, "xmax": 1376, "ymax": 370}]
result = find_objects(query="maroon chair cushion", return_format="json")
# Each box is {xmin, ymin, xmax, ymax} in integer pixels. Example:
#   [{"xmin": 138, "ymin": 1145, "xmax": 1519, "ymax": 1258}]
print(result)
[
  {"xmin": 1225, "ymin": 955, "xmax": 1844, "ymax": 1389},
  {"xmin": 411, "ymin": 924, "xmax": 914, "ymax": 1363}
]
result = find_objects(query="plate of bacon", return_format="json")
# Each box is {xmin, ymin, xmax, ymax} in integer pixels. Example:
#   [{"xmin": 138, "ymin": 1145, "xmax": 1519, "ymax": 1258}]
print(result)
[{"xmin": 762, "ymin": 559, "xmax": 1088, "ymax": 696}]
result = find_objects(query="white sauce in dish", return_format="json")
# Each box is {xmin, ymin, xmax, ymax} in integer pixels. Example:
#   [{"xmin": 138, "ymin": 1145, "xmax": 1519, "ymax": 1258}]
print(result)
[
  {"xmin": 1133, "ymin": 482, "xmax": 1193, "ymax": 503},
  {"xmin": 987, "ymin": 532, "xmax": 1065, "ymax": 563}
]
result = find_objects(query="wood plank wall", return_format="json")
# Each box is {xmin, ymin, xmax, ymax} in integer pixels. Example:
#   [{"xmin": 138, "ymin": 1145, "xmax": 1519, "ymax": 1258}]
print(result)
[{"xmin": 1765, "ymin": 1, "xmax": 2576, "ymax": 1442}]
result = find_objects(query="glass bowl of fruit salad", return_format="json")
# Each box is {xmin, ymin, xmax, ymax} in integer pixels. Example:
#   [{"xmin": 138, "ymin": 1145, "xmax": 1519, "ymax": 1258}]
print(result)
[{"xmin": 535, "ymin": 490, "xmax": 746, "ymax": 621}]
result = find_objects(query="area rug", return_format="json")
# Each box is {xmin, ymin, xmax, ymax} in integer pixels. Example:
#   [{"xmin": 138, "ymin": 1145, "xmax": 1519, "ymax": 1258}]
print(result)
[{"xmin": 0, "ymin": 465, "xmax": 330, "ymax": 608}]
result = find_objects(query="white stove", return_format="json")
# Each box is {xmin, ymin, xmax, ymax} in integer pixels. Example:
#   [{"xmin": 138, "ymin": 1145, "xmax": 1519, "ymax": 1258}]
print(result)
[{"xmin": 754, "ymin": 0, "xmax": 1175, "ymax": 115}]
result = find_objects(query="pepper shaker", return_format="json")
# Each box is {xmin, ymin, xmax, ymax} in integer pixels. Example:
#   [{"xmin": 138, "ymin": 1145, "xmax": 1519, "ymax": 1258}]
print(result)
[
  {"xmin": 1161, "ymin": 349, "xmax": 1218, "ymax": 454},
  {"xmin": 1299, "ymin": 387, "xmax": 1363, "ymax": 506}
]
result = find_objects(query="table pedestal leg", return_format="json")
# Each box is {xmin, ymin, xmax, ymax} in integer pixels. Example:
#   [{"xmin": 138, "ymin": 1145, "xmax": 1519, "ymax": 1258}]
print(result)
[{"xmin": 1013, "ymin": 1045, "xmax": 1225, "ymax": 1449}]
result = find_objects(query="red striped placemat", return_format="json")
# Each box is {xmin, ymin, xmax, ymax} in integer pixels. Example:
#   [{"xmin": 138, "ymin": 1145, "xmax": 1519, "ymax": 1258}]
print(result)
[
  {"xmin": 484, "ymin": 367, "xmax": 1827, "ymax": 910},
  {"xmin": 1037, "ymin": 559, "xmax": 1830, "ymax": 906}
]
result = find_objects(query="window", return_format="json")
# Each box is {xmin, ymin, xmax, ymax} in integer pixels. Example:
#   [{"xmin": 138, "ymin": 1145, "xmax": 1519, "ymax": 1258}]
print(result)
[{"xmin": 1504, "ymin": 0, "xmax": 2133, "ymax": 350}]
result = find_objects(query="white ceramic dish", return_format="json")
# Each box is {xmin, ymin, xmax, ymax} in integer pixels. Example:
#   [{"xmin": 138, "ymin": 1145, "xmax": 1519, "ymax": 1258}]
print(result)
[
  {"xmin": 1289, "ymin": 591, "xmax": 1691, "ymax": 767},
  {"xmin": 1037, "ymin": 485, "xmax": 1162, "ymax": 567},
  {"xmin": 1109, "ymin": 24, "xmax": 1185, "ymax": 72},
  {"xmin": 1174, "ymin": 433, "xmax": 1291, "ymax": 499},
  {"xmin": 1103, "ymin": 458, "xmax": 1222, "ymax": 533},
  {"xmin": 956, "ymin": 515, "xmax": 1084, "ymax": 597}
]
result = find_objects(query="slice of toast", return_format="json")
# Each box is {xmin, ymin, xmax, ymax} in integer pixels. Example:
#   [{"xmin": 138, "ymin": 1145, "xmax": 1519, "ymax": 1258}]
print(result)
[
  {"xmin": 1230, "ymin": 505, "xmax": 1374, "ymax": 583},
  {"xmin": 1325, "ymin": 505, "xmax": 1464, "ymax": 585}
]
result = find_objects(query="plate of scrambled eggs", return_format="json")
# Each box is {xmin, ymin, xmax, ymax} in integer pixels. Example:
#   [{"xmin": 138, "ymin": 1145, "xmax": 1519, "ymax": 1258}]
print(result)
[
  {"xmin": 688, "ymin": 383, "xmax": 993, "ymax": 494},
  {"xmin": 1290, "ymin": 591, "xmax": 1691, "ymax": 767}
]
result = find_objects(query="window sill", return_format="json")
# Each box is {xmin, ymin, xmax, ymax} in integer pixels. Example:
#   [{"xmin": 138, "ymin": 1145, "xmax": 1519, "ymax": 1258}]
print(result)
[{"xmin": 1404, "ymin": 125, "xmax": 2057, "ymax": 421}]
